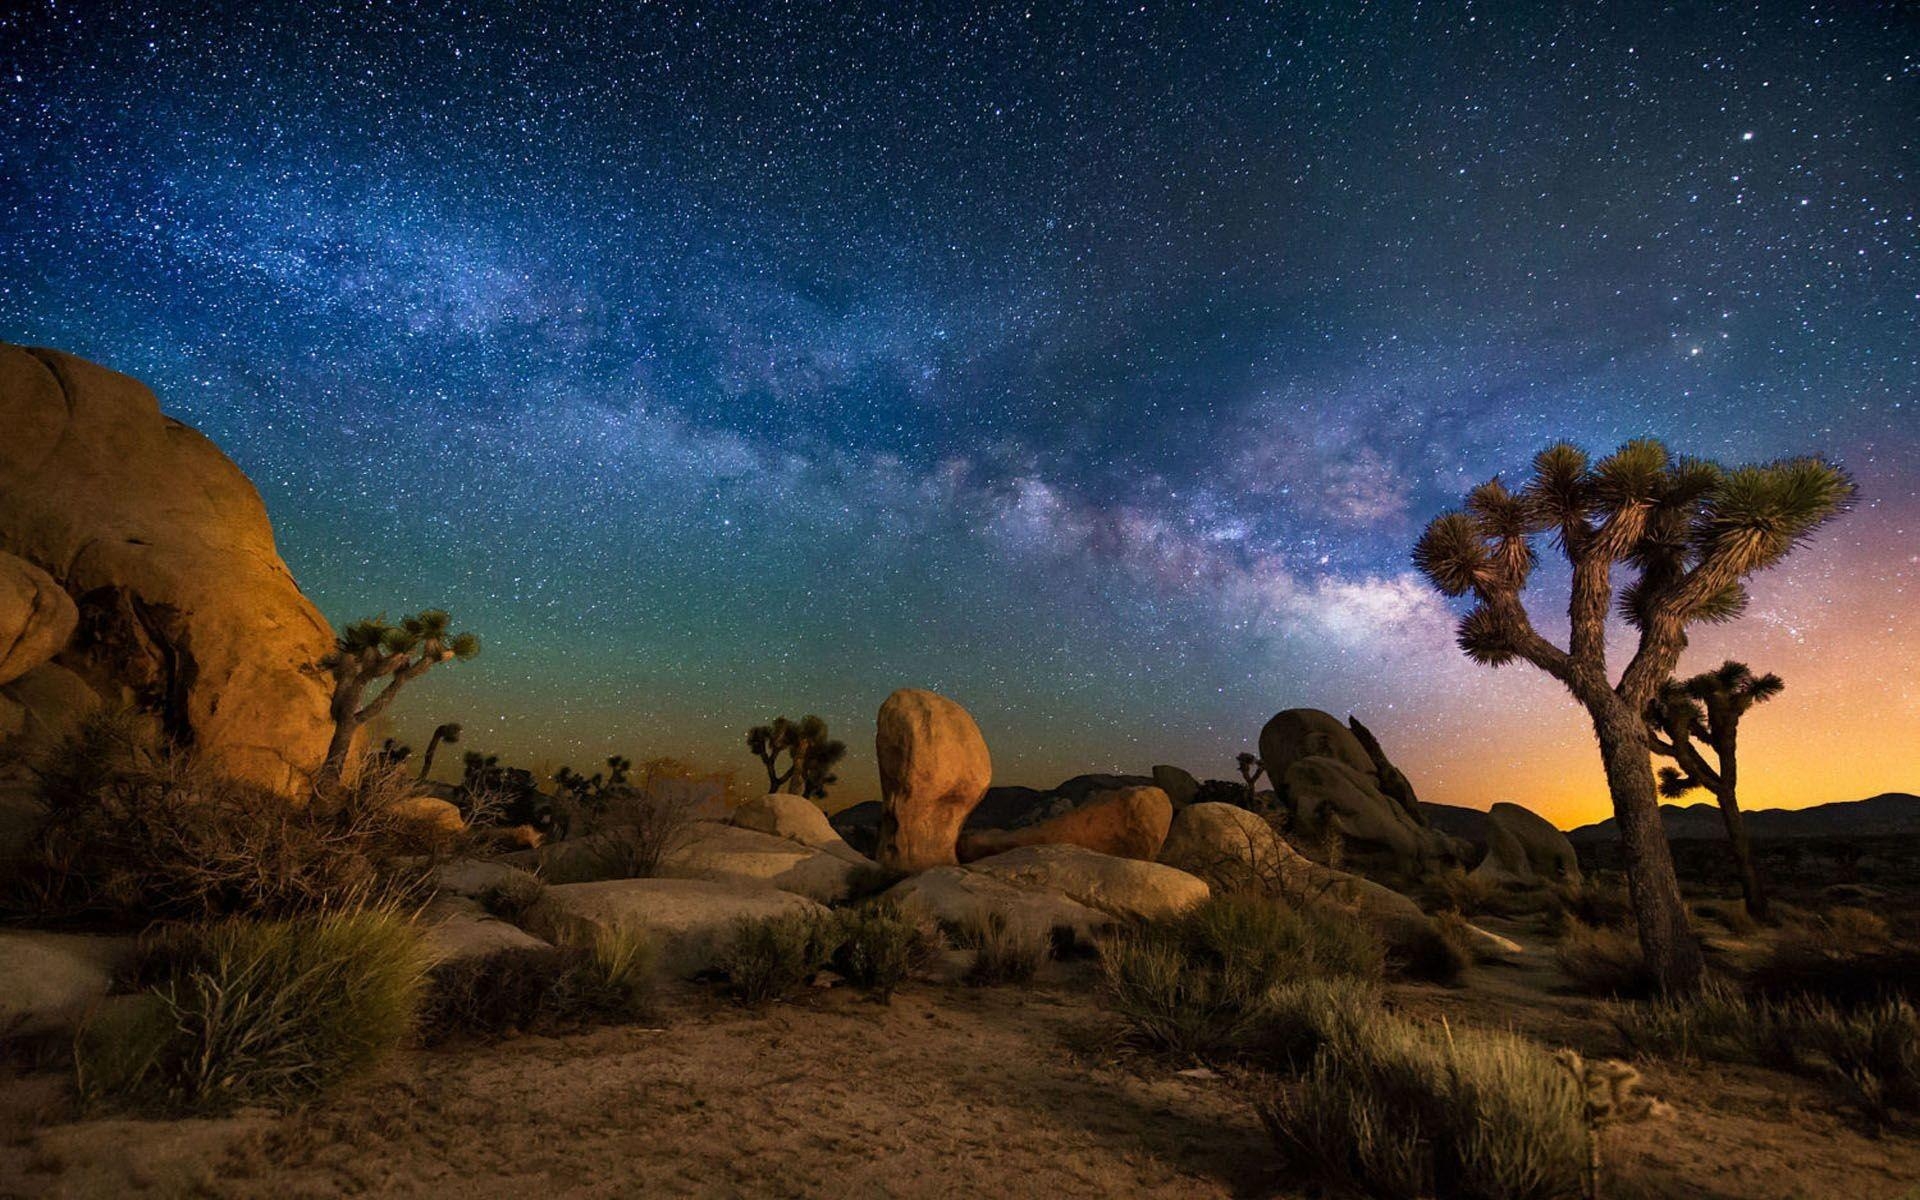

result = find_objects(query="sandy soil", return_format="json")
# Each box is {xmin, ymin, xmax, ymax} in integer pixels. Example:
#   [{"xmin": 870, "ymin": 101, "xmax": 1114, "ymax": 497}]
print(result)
[{"xmin": 2, "ymin": 956, "xmax": 1916, "ymax": 1199}]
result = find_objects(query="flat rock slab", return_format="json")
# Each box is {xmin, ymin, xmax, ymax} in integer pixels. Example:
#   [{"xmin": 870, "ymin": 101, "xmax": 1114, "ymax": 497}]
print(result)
[
  {"xmin": 0, "ymin": 931, "xmax": 133, "ymax": 1038},
  {"xmin": 419, "ymin": 896, "xmax": 551, "ymax": 966},
  {"xmin": 662, "ymin": 823, "xmax": 866, "ymax": 903},
  {"xmin": 966, "ymin": 844, "xmax": 1209, "ymax": 922},
  {"xmin": 433, "ymin": 857, "xmax": 543, "ymax": 898},
  {"xmin": 536, "ymin": 877, "xmax": 828, "ymax": 978},
  {"xmin": 886, "ymin": 866, "xmax": 1115, "ymax": 943}
]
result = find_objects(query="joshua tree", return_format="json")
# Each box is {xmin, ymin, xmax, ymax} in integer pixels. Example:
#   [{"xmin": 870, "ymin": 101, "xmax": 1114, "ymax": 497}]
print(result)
[
  {"xmin": 319, "ymin": 610, "xmax": 480, "ymax": 787},
  {"xmin": 1645, "ymin": 660, "xmax": 1783, "ymax": 920},
  {"xmin": 1413, "ymin": 441, "xmax": 1851, "ymax": 991},
  {"xmin": 419, "ymin": 721, "xmax": 463, "ymax": 780},
  {"xmin": 745, "ymin": 714, "xmax": 847, "ymax": 800},
  {"xmin": 1235, "ymin": 752, "xmax": 1265, "ymax": 804}
]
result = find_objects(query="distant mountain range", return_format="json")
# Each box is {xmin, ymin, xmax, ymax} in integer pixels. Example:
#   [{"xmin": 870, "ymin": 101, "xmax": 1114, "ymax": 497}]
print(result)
[{"xmin": 1561, "ymin": 793, "xmax": 1920, "ymax": 843}]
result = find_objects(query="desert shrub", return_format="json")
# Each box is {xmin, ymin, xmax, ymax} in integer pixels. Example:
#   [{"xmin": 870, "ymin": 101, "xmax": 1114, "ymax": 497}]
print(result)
[
  {"xmin": 475, "ymin": 872, "xmax": 548, "ymax": 927},
  {"xmin": 716, "ymin": 911, "xmax": 839, "ymax": 1005},
  {"xmin": 1796, "ymin": 997, "xmax": 1920, "ymax": 1126},
  {"xmin": 1257, "ymin": 1016, "xmax": 1586, "ymax": 1200},
  {"xmin": 956, "ymin": 911, "xmax": 1047, "ymax": 986},
  {"xmin": 1426, "ymin": 867, "xmax": 1501, "ymax": 918},
  {"xmin": 580, "ymin": 782, "xmax": 701, "ymax": 879},
  {"xmin": 1098, "ymin": 893, "xmax": 1384, "ymax": 1062},
  {"xmin": 1252, "ymin": 975, "xmax": 1384, "ymax": 1071},
  {"xmin": 421, "ymin": 926, "xmax": 653, "ymax": 1040},
  {"xmin": 1614, "ymin": 976, "xmax": 1766, "ymax": 1064},
  {"xmin": 77, "ymin": 908, "xmax": 425, "ymax": 1111},
  {"xmin": 1692, "ymin": 899, "xmax": 1761, "ymax": 937},
  {"xmin": 1542, "ymin": 877, "xmax": 1633, "ymax": 936},
  {"xmin": 1553, "ymin": 921, "xmax": 1652, "ymax": 998},
  {"xmin": 1395, "ymin": 913, "xmax": 1474, "ymax": 985},
  {"xmin": 1747, "ymin": 908, "xmax": 1919, "ymax": 1008},
  {"xmin": 831, "ymin": 900, "xmax": 942, "ymax": 999},
  {"xmin": 11, "ymin": 713, "xmax": 433, "ymax": 924}
]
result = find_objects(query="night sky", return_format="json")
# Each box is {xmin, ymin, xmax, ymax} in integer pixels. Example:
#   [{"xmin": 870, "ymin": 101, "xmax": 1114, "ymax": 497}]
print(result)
[{"xmin": 3, "ymin": 2, "xmax": 1914, "ymax": 825}]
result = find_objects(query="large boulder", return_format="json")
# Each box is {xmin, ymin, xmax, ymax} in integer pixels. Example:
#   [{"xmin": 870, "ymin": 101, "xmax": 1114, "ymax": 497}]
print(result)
[
  {"xmin": 1151, "ymin": 764, "xmax": 1201, "ymax": 807},
  {"xmin": 1282, "ymin": 757, "xmax": 1451, "ymax": 867},
  {"xmin": 966, "ymin": 844, "xmax": 1209, "ymax": 922},
  {"xmin": 1259, "ymin": 708, "xmax": 1379, "ymax": 780},
  {"xmin": 0, "ymin": 931, "xmax": 132, "ymax": 1038},
  {"xmin": 886, "ymin": 866, "xmax": 1114, "ymax": 944},
  {"xmin": 958, "ymin": 786, "xmax": 1173, "ymax": 862},
  {"xmin": 418, "ymin": 895, "xmax": 551, "ymax": 966},
  {"xmin": 874, "ymin": 688, "xmax": 992, "ymax": 872},
  {"xmin": 1473, "ymin": 802, "xmax": 1581, "ymax": 887},
  {"xmin": 731, "ymin": 792, "xmax": 866, "ymax": 861},
  {"xmin": 965, "ymin": 785, "xmax": 1071, "ymax": 832},
  {"xmin": 664, "ymin": 822, "xmax": 867, "ymax": 902},
  {"xmin": 1158, "ymin": 802, "xmax": 1295, "ymax": 889},
  {"xmin": 0, "ymin": 552, "xmax": 76, "ymax": 687},
  {"xmin": 533, "ymin": 877, "xmax": 827, "ymax": 977},
  {"xmin": 0, "ymin": 346, "xmax": 337, "ymax": 795}
]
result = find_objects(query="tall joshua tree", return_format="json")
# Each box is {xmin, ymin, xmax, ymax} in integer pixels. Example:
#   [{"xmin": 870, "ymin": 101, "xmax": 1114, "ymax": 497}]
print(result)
[
  {"xmin": 1236, "ymin": 752, "xmax": 1266, "ymax": 805},
  {"xmin": 1413, "ymin": 441, "xmax": 1851, "ymax": 991},
  {"xmin": 746, "ymin": 714, "xmax": 848, "ymax": 800},
  {"xmin": 419, "ymin": 721, "xmax": 463, "ymax": 780},
  {"xmin": 320, "ymin": 610, "xmax": 480, "ymax": 787},
  {"xmin": 1645, "ymin": 661, "xmax": 1783, "ymax": 920}
]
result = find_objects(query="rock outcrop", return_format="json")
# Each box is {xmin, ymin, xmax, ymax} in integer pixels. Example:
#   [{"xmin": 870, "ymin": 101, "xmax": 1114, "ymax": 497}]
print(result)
[
  {"xmin": 731, "ymin": 792, "xmax": 866, "ymax": 861},
  {"xmin": 1150, "ymin": 764, "xmax": 1200, "ymax": 807},
  {"xmin": 533, "ymin": 877, "xmax": 827, "ymax": 977},
  {"xmin": 957, "ymin": 785, "xmax": 1173, "ymax": 862},
  {"xmin": 966, "ymin": 844, "xmax": 1209, "ymax": 922},
  {"xmin": 1260, "ymin": 707, "xmax": 1459, "ymax": 870},
  {"xmin": 874, "ymin": 688, "xmax": 991, "ymax": 872},
  {"xmin": 0, "ymin": 553, "xmax": 76, "ymax": 687},
  {"xmin": 886, "ymin": 866, "xmax": 1114, "ymax": 944},
  {"xmin": 0, "ymin": 345, "xmax": 337, "ymax": 794},
  {"xmin": 1472, "ymin": 801, "xmax": 1581, "ymax": 886}
]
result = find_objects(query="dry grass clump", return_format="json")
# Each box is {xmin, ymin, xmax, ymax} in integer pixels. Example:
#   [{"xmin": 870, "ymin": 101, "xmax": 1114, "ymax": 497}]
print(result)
[
  {"xmin": 955, "ymin": 911, "xmax": 1049, "ymax": 986},
  {"xmin": 1256, "ymin": 1015, "xmax": 1589, "ymax": 1200},
  {"xmin": 1394, "ymin": 912, "xmax": 1476, "ymax": 985},
  {"xmin": 1553, "ymin": 921, "xmax": 1652, "ymax": 998},
  {"xmin": 421, "ymin": 927, "xmax": 655, "ymax": 1041},
  {"xmin": 1615, "ymin": 978, "xmax": 1920, "ymax": 1127},
  {"xmin": 1542, "ymin": 878, "xmax": 1634, "ymax": 937},
  {"xmin": 716, "ymin": 911, "xmax": 840, "ymax": 1006},
  {"xmin": 10, "ymin": 711, "xmax": 434, "ymax": 924},
  {"xmin": 77, "ymin": 907, "xmax": 426, "ymax": 1111},
  {"xmin": 475, "ymin": 872, "xmax": 549, "ymax": 927},
  {"xmin": 1746, "ymin": 906, "xmax": 1919, "ymax": 1008},
  {"xmin": 1424, "ymin": 867, "xmax": 1519, "ymax": 918},
  {"xmin": 1097, "ymin": 892, "xmax": 1384, "ymax": 1062}
]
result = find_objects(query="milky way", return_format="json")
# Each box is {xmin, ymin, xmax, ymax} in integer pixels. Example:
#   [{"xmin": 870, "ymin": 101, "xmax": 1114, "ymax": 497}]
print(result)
[{"xmin": 3, "ymin": 2, "xmax": 1914, "ymax": 823}]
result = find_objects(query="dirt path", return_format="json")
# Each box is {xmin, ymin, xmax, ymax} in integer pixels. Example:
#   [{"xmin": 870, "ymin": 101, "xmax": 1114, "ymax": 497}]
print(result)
[{"xmin": 3, "ymin": 963, "xmax": 1917, "ymax": 1199}]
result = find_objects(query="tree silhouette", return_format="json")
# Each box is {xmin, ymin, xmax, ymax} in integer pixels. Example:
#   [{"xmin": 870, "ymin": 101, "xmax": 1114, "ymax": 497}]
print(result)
[
  {"xmin": 1235, "ymin": 752, "xmax": 1265, "ymax": 805},
  {"xmin": 1645, "ymin": 660, "xmax": 1784, "ymax": 920},
  {"xmin": 320, "ymin": 610, "xmax": 479, "ymax": 786},
  {"xmin": 1414, "ymin": 440, "xmax": 1851, "ymax": 991},
  {"xmin": 745, "ymin": 714, "xmax": 847, "ymax": 800},
  {"xmin": 419, "ymin": 721, "xmax": 463, "ymax": 780}
]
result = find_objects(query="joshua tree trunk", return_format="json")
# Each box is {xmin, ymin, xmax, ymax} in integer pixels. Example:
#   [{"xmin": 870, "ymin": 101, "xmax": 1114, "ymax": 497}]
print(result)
[
  {"xmin": 1592, "ymin": 701, "xmax": 1703, "ymax": 989},
  {"xmin": 1708, "ymin": 726, "xmax": 1769, "ymax": 920}
]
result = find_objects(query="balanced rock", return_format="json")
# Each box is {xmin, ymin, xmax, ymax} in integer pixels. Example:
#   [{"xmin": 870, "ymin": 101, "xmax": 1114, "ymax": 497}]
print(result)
[
  {"xmin": 0, "ymin": 346, "xmax": 337, "ymax": 794},
  {"xmin": 958, "ymin": 785, "xmax": 1173, "ymax": 862},
  {"xmin": 1472, "ymin": 802, "xmax": 1581, "ymax": 887},
  {"xmin": 0, "ymin": 552, "xmax": 76, "ymax": 687},
  {"xmin": 874, "ymin": 688, "xmax": 991, "ymax": 872},
  {"xmin": 967, "ymin": 844, "xmax": 1209, "ymax": 922},
  {"xmin": 534, "ymin": 877, "xmax": 827, "ymax": 978}
]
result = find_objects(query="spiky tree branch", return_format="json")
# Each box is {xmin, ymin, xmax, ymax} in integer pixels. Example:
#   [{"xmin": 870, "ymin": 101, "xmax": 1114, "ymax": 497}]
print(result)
[
  {"xmin": 319, "ymin": 609, "xmax": 480, "ymax": 787},
  {"xmin": 745, "ymin": 714, "xmax": 847, "ymax": 800}
]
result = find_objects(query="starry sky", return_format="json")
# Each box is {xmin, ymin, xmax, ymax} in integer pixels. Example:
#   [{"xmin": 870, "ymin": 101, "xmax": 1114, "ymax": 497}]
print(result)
[{"xmin": 2, "ymin": 2, "xmax": 1915, "ymax": 826}]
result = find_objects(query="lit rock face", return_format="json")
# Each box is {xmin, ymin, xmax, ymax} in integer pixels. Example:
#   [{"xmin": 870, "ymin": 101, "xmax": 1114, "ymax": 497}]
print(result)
[
  {"xmin": 966, "ymin": 844, "xmax": 1209, "ymax": 923},
  {"xmin": 0, "ymin": 345, "xmax": 336, "ymax": 795},
  {"xmin": 958, "ymin": 785, "xmax": 1173, "ymax": 863},
  {"xmin": 0, "ymin": 552, "xmax": 76, "ymax": 687},
  {"xmin": 731, "ymin": 791, "xmax": 867, "ymax": 861},
  {"xmin": 874, "ymin": 688, "xmax": 992, "ymax": 872},
  {"xmin": 1472, "ymin": 801, "xmax": 1582, "ymax": 887},
  {"xmin": 1259, "ymin": 707, "xmax": 1459, "ymax": 870}
]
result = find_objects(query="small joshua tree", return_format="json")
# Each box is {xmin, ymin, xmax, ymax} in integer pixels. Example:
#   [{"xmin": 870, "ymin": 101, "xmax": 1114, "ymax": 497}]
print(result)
[
  {"xmin": 1414, "ymin": 441, "xmax": 1851, "ymax": 991},
  {"xmin": 319, "ymin": 610, "xmax": 479, "ymax": 787},
  {"xmin": 1235, "ymin": 752, "xmax": 1265, "ymax": 805},
  {"xmin": 745, "ymin": 715, "xmax": 847, "ymax": 800},
  {"xmin": 1645, "ymin": 661, "xmax": 1783, "ymax": 920},
  {"xmin": 418, "ymin": 721, "xmax": 463, "ymax": 780}
]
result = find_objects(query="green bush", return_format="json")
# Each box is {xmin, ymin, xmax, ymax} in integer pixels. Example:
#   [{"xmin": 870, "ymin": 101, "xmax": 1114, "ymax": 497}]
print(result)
[
  {"xmin": 11, "ymin": 712, "xmax": 434, "ymax": 924},
  {"xmin": 1097, "ymin": 893, "xmax": 1384, "ymax": 1062},
  {"xmin": 831, "ymin": 901, "xmax": 942, "ymax": 999},
  {"xmin": 1258, "ymin": 1016, "xmax": 1586, "ymax": 1200},
  {"xmin": 77, "ymin": 908, "xmax": 426, "ymax": 1110},
  {"xmin": 956, "ymin": 911, "xmax": 1047, "ymax": 986},
  {"xmin": 421, "ymin": 926, "xmax": 654, "ymax": 1040},
  {"xmin": 716, "ymin": 911, "xmax": 838, "ymax": 1006}
]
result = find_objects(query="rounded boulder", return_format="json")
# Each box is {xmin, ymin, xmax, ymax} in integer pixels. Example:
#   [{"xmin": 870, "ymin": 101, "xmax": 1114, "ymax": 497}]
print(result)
[{"xmin": 874, "ymin": 688, "xmax": 991, "ymax": 872}]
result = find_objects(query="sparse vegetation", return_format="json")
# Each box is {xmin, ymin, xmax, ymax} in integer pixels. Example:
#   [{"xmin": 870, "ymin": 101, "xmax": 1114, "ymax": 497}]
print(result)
[
  {"xmin": 77, "ymin": 907, "xmax": 426, "ymax": 1111},
  {"xmin": 716, "ymin": 911, "xmax": 839, "ymax": 1006},
  {"xmin": 956, "ymin": 911, "xmax": 1047, "ymax": 986},
  {"xmin": 830, "ymin": 900, "xmax": 942, "ymax": 999},
  {"xmin": 1097, "ymin": 893, "xmax": 1383, "ymax": 1062},
  {"xmin": 1554, "ymin": 921, "xmax": 1652, "ymax": 997},
  {"xmin": 9, "ymin": 711, "xmax": 434, "ymax": 924},
  {"xmin": 1395, "ymin": 912, "xmax": 1474, "ymax": 985},
  {"xmin": 475, "ymin": 872, "xmax": 549, "ymax": 927},
  {"xmin": 421, "ymin": 928, "xmax": 655, "ymax": 1040}
]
